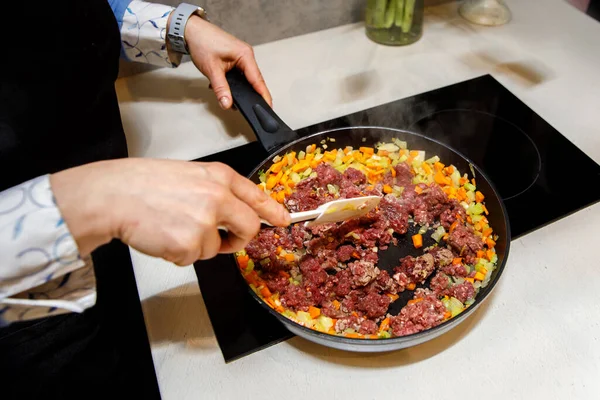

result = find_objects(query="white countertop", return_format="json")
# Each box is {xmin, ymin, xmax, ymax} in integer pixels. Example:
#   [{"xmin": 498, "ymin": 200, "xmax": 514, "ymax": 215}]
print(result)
[{"xmin": 115, "ymin": 1, "xmax": 600, "ymax": 399}]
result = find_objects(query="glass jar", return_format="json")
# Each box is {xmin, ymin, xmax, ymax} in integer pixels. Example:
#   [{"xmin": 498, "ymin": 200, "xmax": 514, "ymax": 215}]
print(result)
[{"xmin": 365, "ymin": 0, "xmax": 424, "ymax": 46}]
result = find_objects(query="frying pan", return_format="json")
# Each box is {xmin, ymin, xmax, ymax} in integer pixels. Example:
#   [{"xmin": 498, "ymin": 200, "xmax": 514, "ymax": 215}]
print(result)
[{"xmin": 224, "ymin": 69, "xmax": 511, "ymax": 352}]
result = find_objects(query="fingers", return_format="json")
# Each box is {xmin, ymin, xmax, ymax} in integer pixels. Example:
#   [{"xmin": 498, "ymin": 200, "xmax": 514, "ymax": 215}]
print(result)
[
  {"xmin": 216, "ymin": 195, "xmax": 262, "ymax": 253},
  {"xmin": 229, "ymin": 171, "xmax": 290, "ymax": 227},
  {"xmin": 236, "ymin": 47, "xmax": 273, "ymax": 108},
  {"xmin": 206, "ymin": 65, "xmax": 233, "ymax": 110}
]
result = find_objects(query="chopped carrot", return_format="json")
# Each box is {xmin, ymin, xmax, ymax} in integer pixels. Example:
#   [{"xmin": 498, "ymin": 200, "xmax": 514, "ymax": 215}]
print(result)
[
  {"xmin": 475, "ymin": 191, "xmax": 485, "ymax": 203},
  {"xmin": 407, "ymin": 283, "xmax": 416, "ymax": 291},
  {"xmin": 444, "ymin": 311, "xmax": 452, "ymax": 319},
  {"xmin": 359, "ymin": 146, "xmax": 374, "ymax": 155},
  {"xmin": 391, "ymin": 167, "xmax": 397, "ymax": 177},
  {"xmin": 274, "ymin": 234, "xmax": 280, "ymax": 239},
  {"xmin": 344, "ymin": 147, "xmax": 352, "ymax": 155},
  {"xmin": 269, "ymin": 192, "xmax": 277, "ymax": 201},
  {"xmin": 467, "ymin": 216, "xmax": 473, "ymax": 224},
  {"xmin": 409, "ymin": 150, "xmax": 419, "ymax": 158},
  {"xmin": 415, "ymin": 186, "xmax": 423, "ymax": 194},
  {"xmin": 270, "ymin": 160, "xmax": 284, "ymax": 174},
  {"xmin": 280, "ymin": 175, "xmax": 288, "ymax": 185},
  {"xmin": 474, "ymin": 271, "xmax": 485, "ymax": 281},
  {"xmin": 305, "ymin": 153, "xmax": 315, "ymax": 162},
  {"xmin": 422, "ymin": 162, "xmax": 432, "ymax": 175},
  {"xmin": 486, "ymin": 249, "xmax": 495, "ymax": 261},
  {"xmin": 292, "ymin": 160, "xmax": 310, "ymax": 172},
  {"xmin": 445, "ymin": 165, "xmax": 454, "ymax": 174},
  {"xmin": 266, "ymin": 175, "xmax": 279, "ymax": 190},
  {"xmin": 333, "ymin": 300, "xmax": 341, "ymax": 310},
  {"xmin": 324, "ymin": 152, "xmax": 336, "ymax": 161},
  {"xmin": 287, "ymin": 181, "xmax": 295, "ymax": 189},
  {"xmin": 474, "ymin": 221, "xmax": 482, "ymax": 231},
  {"xmin": 408, "ymin": 298, "xmax": 423, "ymax": 305},
  {"xmin": 260, "ymin": 286, "xmax": 272, "ymax": 298},
  {"xmin": 476, "ymin": 250, "xmax": 485, "ymax": 259},
  {"xmin": 284, "ymin": 253, "xmax": 295, "ymax": 262},
  {"xmin": 278, "ymin": 270, "xmax": 290, "ymax": 279},
  {"xmin": 276, "ymin": 190, "xmax": 286, "ymax": 203},
  {"xmin": 434, "ymin": 171, "xmax": 452, "ymax": 186},
  {"xmin": 442, "ymin": 233, "xmax": 449, "ymax": 240},
  {"xmin": 308, "ymin": 306, "xmax": 321, "ymax": 319},
  {"xmin": 486, "ymin": 238, "xmax": 496, "ymax": 248},
  {"xmin": 452, "ymin": 257, "xmax": 462, "ymax": 265},
  {"xmin": 307, "ymin": 144, "xmax": 317, "ymax": 153},
  {"xmin": 383, "ymin": 184, "xmax": 393, "ymax": 194},
  {"xmin": 479, "ymin": 266, "xmax": 488, "ymax": 275},
  {"xmin": 378, "ymin": 150, "xmax": 389, "ymax": 156},
  {"xmin": 342, "ymin": 154, "xmax": 353, "ymax": 163},
  {"xmin": 386, "ymin": 293, "xmax": 399, "ymax": 302},
  {"xmin": 459, "ymin": 177, "xmax": 468, "ymax": 185},
  {"xmin": 465, "ymin": 277, "xmax": 475, "ymax": 284},
  {"xmin": 379, "ymin": 317, "xmax": 390, "ymax": 332},
  {"xmin": 483, "ymin": 227, "xmax": 493, "ymax": 237},
  {"xmin": 412, "ymin": 234, "xmax": 423, "ymax": 249},
  {"xmin": 434, "ymin": 161, "xmax": 445, "ymax": 172},
  {"xmin": 482, "ymin": 204, "xmax": 489, "ymax": 215},
  {"xmin": 345, "ymin": 332, "xmax": 362, "ymax": 339},
  {"xmin": 276, "ymin": 246, "xmax": 282, "ymax": 254},
  {"xmin": 457, "ymin": 187, "xmax": 467, "ymax": 201},
  {"xmin": 449, "ymin": 220, "xmax": 459, "ymax": 233},
  {"xmin": 310, "ymin": 160, "xmax": 320, "ymax": 169},
  {"xmin": 471, "ymin": 178, "xmax": 476, "ymax": 186},
  {"xmin": 351, "ymin": 251, "xmax": 361, "ymax": 259}
]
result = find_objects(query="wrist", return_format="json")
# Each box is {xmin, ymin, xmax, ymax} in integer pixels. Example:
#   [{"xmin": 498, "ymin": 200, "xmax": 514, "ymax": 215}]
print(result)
[{"xmin": 50, "ymin": 162, "xmax": 115, "ymax": 257}]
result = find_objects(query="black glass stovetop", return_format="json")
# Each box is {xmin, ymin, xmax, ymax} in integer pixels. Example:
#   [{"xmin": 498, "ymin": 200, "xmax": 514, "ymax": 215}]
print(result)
[{"xmin": 193, "ymin": 74, "xmax": 600, "ymax": 363}]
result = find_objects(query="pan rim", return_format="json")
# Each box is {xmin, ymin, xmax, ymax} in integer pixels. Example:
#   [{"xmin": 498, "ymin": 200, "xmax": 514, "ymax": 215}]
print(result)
[{"xmin": 236, "ymin": 125, "xmax": 512, "ymax": 345}]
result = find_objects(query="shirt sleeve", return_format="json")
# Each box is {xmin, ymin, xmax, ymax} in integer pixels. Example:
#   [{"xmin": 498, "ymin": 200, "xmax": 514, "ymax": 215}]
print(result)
[
  {"xmin": 0, "ymin": 175, "xmax": 96, "ymax": 326},
  {"xmin": 109, "ymin": 0, "xmax": 183, "ymax": 68}
]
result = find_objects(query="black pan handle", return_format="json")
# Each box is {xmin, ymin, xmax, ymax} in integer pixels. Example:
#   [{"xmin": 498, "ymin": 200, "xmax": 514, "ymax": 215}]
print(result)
[{"xmin": 226, "ymin": 69, "xmax": 299, "ymax": 153}]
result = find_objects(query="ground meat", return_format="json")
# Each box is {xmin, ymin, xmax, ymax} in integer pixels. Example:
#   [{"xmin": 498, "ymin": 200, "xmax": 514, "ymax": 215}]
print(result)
[
  {"xmin": 314, "ymin": 248, "xmax": 338, "ymax": 270},
  {"xmin": 315, "ymin": 163, "xmax": 342, "ymax": 187},
  {"xmin": 336, "ymin": 245, "xmax": 356, "ymax": 262},
  {"xmin": 299, "ymin": 256, "xmax": 328, "ymax": 286},
  {"xmin": 428, "ymin": 247, "xmax": 454, "ymax": 267},
  {"xmin": 430, "ymin": 272, "xmax": 451, "ymax": 294},
  {"xmin": 366, "ymin": 270, "xmax": 398, "ymax": 295},
  {"xmin": 392, "ymin": 271, "xmax": 410, "ymax": 292},
  {"xmin": 439, "ymin": 200, "xmax": 467, "ymax": 230},
  {"xmin": 280, "ymin": 284, "xmax": 312, "ymax": 311},
  {"xmin": 440, "ymin": 262, "xmax": 468, "ymax": 277},
  {"xmin": 321, "ymin": 300, "xmax": 348, "ymax": 319},
  {"xmin": 379, "ymin": 194, "xmax": 410, "ymax": 234},
  {"xmin": 358, "ymin": 320, "xmax": 378, "ymax": 335},
  {"xmin": 342, "ymin": 167, "xmax": 366, "ymax": 185},
  {"xmin": 413, "ymin": 184, "xmax": 450, "ymax": 225},
  {"xmin": 362, "ymin": 250, "xmax": 379, "ymax": 264},
  {"xmin": 245, "ymin": 228, "xmax": 293, "ymax": 261},
  {"xmin": 395, "ymin": 253, "xmax": 435, "ymax": 284},
  {"xmin": 263, "ymin": 272, "xmax": 290, "ymax": 294},
  {"xmin": 394, "ymin": 162, "xmax": 414, "ymax": 187},
  {"xmin": 357, "ymin": 292, "xmax": 391, "ymax": 318},
  {"xmin": 389, "ymin": 292, "xmax": 447, "ymax": 336},
  {"xmin": 445, "ymin": 281, "xmax": 475, "ymax": 303},
  {"xmin": 348, "ymin": 260, "xmax": 380, "ymax": 287},
  {"xmin": 333, "ymin": 269, "xmax": 352, "ymax": 297},
  {"xmin": 335, "ymin": 315, "xmax": 362, "ymax": 333},
  {"xmin": 291, "ymin": 224, "xmax": 312, "ymax": 248},
  {"xmin": 447, "ymin": 224, "xmax": 484, "ymax": 264}
]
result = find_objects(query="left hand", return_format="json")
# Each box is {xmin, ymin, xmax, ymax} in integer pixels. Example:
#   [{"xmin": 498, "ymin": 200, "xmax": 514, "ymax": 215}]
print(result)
[{"xmin": 181, "ymin": 16, "xmax": 272, "ymax": 110}]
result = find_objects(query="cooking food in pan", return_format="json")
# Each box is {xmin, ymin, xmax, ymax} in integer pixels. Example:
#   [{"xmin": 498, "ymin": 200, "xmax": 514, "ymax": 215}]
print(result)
[{"xmin": 235, "ymin": 137, "xmax": 499, "ymax": 339}]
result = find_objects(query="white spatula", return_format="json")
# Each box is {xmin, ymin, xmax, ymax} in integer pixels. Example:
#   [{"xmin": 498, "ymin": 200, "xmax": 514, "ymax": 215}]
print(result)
[{"xmin": 218, "ymin": 195, "xmax": 381, "ymax": 231}]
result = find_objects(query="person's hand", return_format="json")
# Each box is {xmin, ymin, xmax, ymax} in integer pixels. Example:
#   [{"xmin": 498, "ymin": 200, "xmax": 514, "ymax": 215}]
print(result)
[
  {"xmin": 181, "ymin": 16, "xmax": 272, "ymax": 110},
  {"xmin": 50, "ymin": 159, "xmax": 290, "ymax": 266}
]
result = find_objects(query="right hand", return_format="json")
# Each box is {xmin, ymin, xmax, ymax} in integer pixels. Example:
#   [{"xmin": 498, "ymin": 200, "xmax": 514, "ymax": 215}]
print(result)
[{"xmin": 50, "ymin": 159, "xmax": 290, "ymax": 266}]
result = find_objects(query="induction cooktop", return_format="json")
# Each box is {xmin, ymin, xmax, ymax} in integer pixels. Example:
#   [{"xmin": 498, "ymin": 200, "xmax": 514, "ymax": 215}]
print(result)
[{"xmin": 193, "ymin": 74, "xmax": 600, "ymax": 362}]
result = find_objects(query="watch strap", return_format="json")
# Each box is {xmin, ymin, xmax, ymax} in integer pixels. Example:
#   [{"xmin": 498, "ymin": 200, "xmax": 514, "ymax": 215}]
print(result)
[{"xmin": 167, "ymin": 3, "xmax": 207, "ymax": 54}]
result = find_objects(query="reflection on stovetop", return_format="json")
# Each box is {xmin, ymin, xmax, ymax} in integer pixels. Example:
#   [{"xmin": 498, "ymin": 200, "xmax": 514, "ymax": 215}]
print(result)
[{"xmin": 194, "ymin": 74, "xmax": 600, "ymax": 363}]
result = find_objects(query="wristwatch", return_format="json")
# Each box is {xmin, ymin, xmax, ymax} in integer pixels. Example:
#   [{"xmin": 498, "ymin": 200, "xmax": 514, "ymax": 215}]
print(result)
[{"xmin": 167, "ymin": 3, "xmax": 208, "ymax": 54}]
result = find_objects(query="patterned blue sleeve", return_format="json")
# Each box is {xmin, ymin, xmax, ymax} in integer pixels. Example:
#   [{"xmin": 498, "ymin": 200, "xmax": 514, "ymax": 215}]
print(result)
[
  {"xmin": 109, "ymin": 0, "xmax": 182, "ymax": 68},
  {"xmin": 0, "ymin": 175, "xmax": 97, "ymax": 326}
]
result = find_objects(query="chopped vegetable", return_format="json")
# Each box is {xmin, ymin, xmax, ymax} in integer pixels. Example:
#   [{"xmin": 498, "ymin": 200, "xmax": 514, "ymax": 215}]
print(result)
[{"xmin": 412, "ymin": 233, "xmax": 423, "ymax": 248}]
